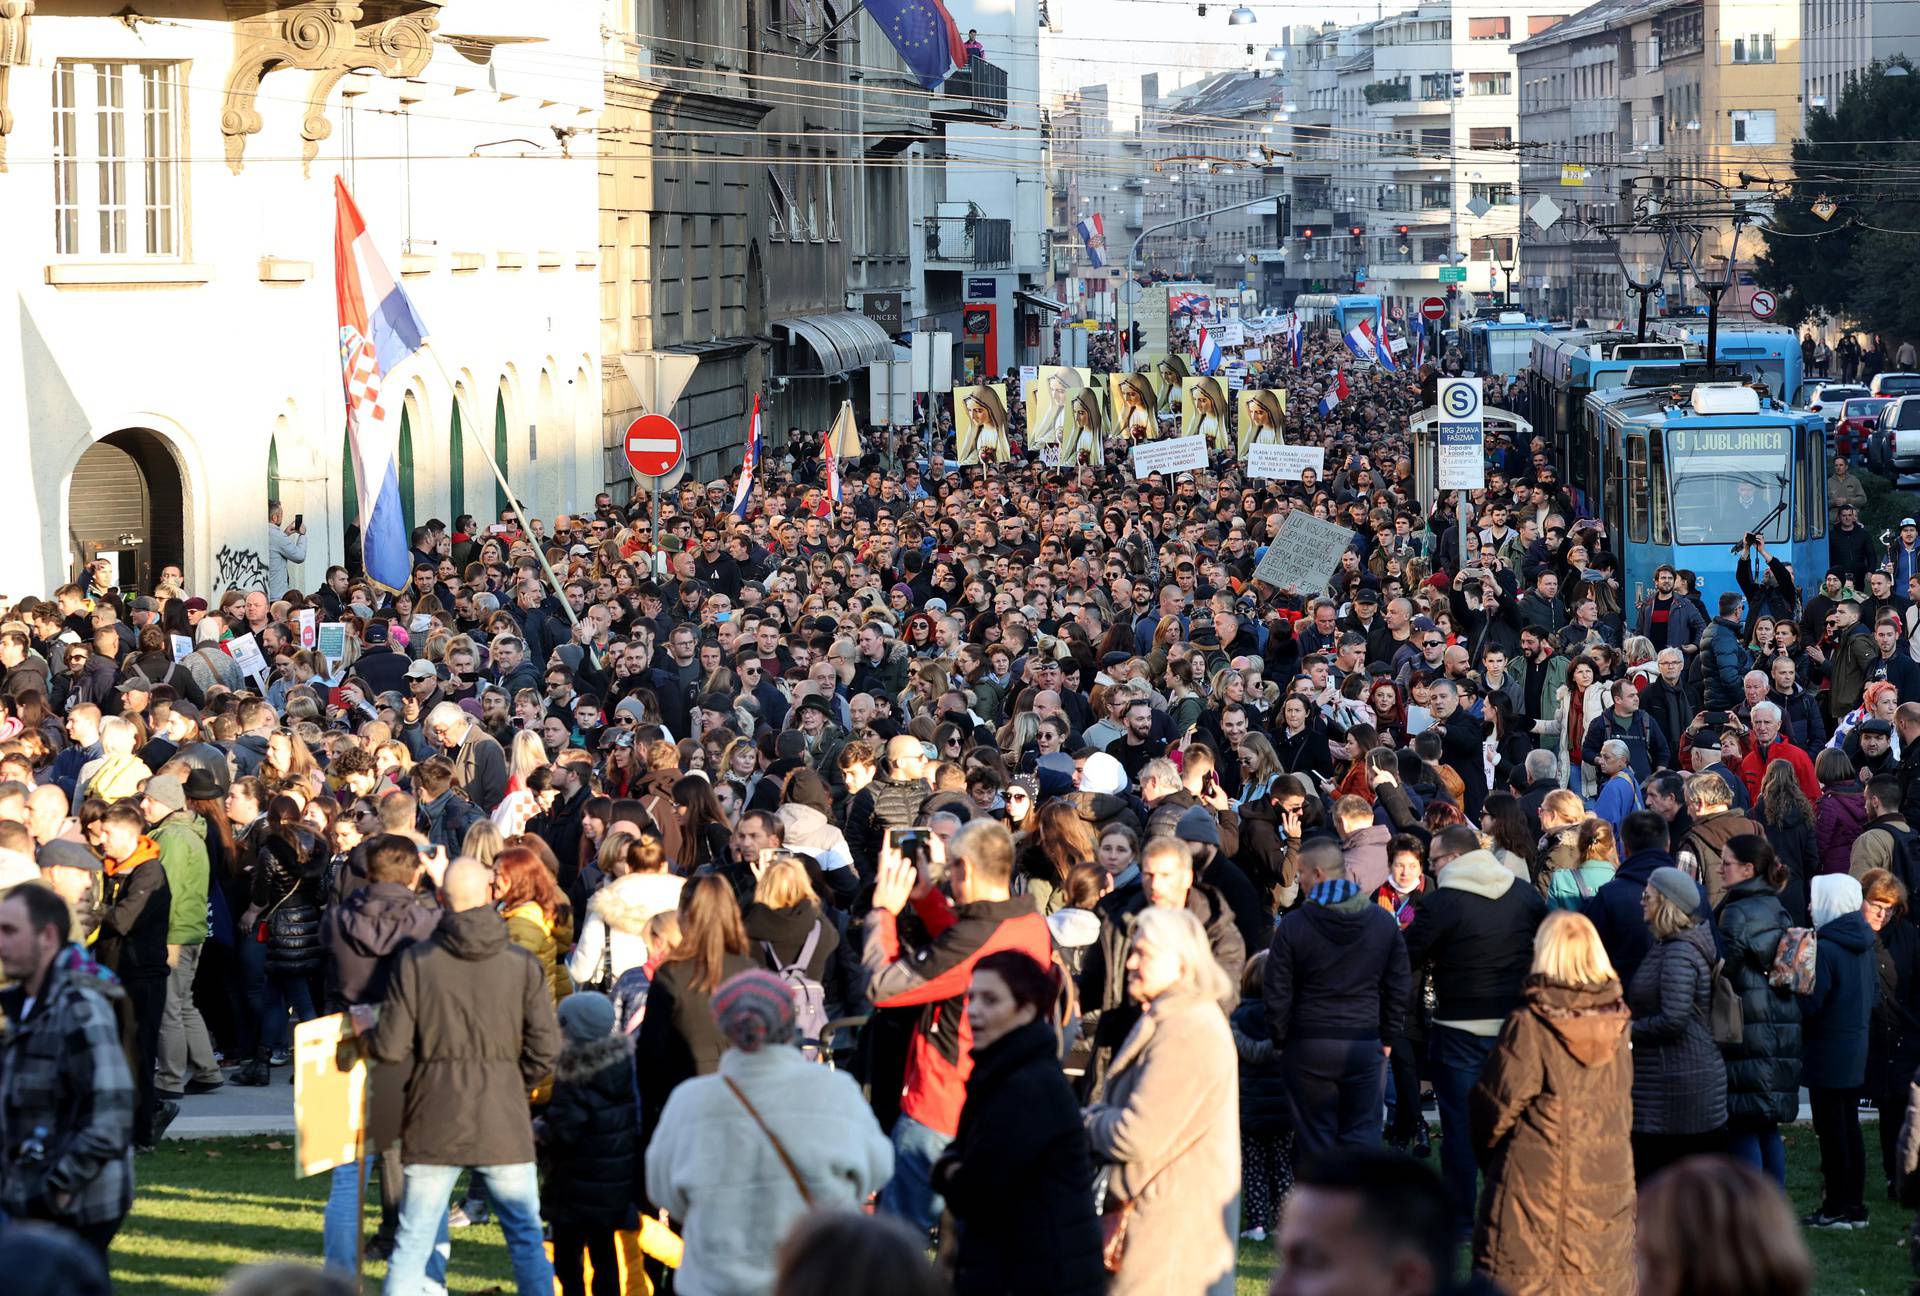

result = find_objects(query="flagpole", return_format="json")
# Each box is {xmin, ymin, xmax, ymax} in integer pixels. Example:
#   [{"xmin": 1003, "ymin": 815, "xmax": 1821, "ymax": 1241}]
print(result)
[{"xmin": 421, "ymin": 345, "xmax": 596, "ymax": 668}]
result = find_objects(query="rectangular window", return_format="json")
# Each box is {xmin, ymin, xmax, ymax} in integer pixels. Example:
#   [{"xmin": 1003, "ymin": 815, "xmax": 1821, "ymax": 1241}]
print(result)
[
  {"xmin": 1470, "ymin": 182, "xmax": 1516, "ymax": 205},
  {"xmin": 1470, "ymin": 72, "xmax": 1511, "ymax": 95},
  {"xmin": 1528, "ymin": 14, "xmax": 1568, "ymax": 35},
  {"xmin": 51, "ymin": 61, "xmax": 180, "ymax": 258},
  {"xmin": 1469, "ymin": 126, "xmax": 1512, "ymax": 150},
  {"xmin": 766, "ymin": 165, "xmax": 789, "ymax": 239},
  {"xmin": 1626, "ymin": 436, "xmax": 1651, "ymax": 542},
  {"xmin": 1731, "ymin": 109, "xmax": 1775, "ymax": 143},
  {"xmin": 1468, "ymin": 16, "xmax": 1510, "ymax": 39},
  {"xmin": 1649, "ymin": 432, "xmax": 1670, "ymax": 543}
]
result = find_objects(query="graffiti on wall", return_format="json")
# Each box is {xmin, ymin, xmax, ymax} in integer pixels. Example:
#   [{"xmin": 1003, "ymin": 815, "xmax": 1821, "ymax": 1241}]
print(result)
[{"xmin": 213, "ymin": 545, "xmax": 269, "ymax": 593}]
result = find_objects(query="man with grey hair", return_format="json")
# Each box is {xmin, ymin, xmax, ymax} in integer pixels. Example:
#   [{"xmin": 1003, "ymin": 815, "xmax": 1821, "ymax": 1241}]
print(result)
[
  {"xmin": 1427, "ymin": 679, "xmax": 1488, "ymax": 820},
  {"xmin": 1734, "ymin": 696, "xmax": 1820, "ymax": 813},
  {"xmin": 1515, "ymin": 748, "xmax": 1560, "ymax": 838},
  {"xmin": 1641, "ymin": 646, "xmax": 1694, "ymax": 760},
  {"xmin": 426, "ymin": 702, "xmax": 507, "ymax": 812},
  {"xmin": 1675, "ymin": 771, "xmax": 1763, "ymax": 908},
  {"xmin": 1593, "ymin": 739, "xmax": 1640, "ymax": 838}
]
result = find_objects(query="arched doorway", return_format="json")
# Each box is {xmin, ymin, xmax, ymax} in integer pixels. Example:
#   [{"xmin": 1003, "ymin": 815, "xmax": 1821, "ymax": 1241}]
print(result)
[{"xmin": 68, "ymin": 429, "xmax": 185, "ymax": 593}]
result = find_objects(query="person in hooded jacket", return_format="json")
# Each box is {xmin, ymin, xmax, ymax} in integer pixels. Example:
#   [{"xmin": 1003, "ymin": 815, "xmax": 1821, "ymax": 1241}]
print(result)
[
  {"xmin": 1067, "ymin": 751, "xmax": 1146, "ymax": 839},
  {"xmin": 537, "ymin": 992, "xmax": 638, "ymax": 1296},
  {"xmin": 1229, "ymin": 951, "xmax": 1292, "ymax": 1243},
  {"xmin": 931, "ymin": 950, "xmax": 1104, "ymax": 1296},
  {"xmin": 1712, "ymin": 835, "xmax": 1802, "ymax": 1187},
  {"xmin": 1627, "ymin": 866, "xmax": 1728, "ymax": 1185},
  {"xmin": 1403, "ymin": 824, "xmax": 1550, "ymax": 1232},
  {"xmin": 1815, "ymin": 749, "xmax": 1869, "ymax": 879},
  {"xmin": 1800, "ymin": 872, "xmax": 1879, "ymax": 1229},
  {"xmin": 1263, "ymin": 839, "xmax": 1410, "ymax": 1156},
  {"xmin": 776, "ymin": 769, "xmax": 858, "ymax": 909},
  {"xmin": 1469, "ymin": 910, "xmax": 1633, "ymax": 1296},
  {"xmin": 743, "ymin": 854, "xmax": 857, "ymax": 1031},
  {"xmin": 565, "ymin": 835, "xmax": 684, "ymax": 993}
]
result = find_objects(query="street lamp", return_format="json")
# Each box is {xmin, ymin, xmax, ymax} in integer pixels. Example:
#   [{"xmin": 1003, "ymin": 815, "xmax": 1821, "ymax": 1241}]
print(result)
[{"xmin": 1229, "ymin": 5, "xmax": 1257, "ymax": 25}]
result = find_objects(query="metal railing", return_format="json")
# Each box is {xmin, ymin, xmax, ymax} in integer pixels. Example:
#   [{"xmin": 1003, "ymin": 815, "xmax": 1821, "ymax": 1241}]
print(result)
[
  {"xmin": 936, "ymin": 59, "xmax": 1008, "ymax": 121},
  {"xmin": 924, "ymin": 216, "xmax": 1013, "ymax": 268}
]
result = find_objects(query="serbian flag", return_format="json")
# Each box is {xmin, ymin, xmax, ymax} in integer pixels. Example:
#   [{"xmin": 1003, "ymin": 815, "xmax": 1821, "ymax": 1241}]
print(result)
[
  {"xmin": 1318, "ymin": 369, "xmax": 1349, "ymax": 417},
  {"xmin": 1195, "ymin": 327, "xmax": 1224, "ymax": 376},
  {"xmin": 334, "ymin": 179, "xmax": 427, "ymax": 593},
  {"xmin": 731, "ymin": 394, "xmax": 761, "ymax": 519},
  {"xmin": 869, "ymin": 0, "xmax": 968, "ymax": 91},
  {"xmin": 815, "ymin": 428, "xmax": 842, "ymax": 517},
  {"xmin": 1076, "ymin": 213, "xmax": 1108, "ymax": 268}
]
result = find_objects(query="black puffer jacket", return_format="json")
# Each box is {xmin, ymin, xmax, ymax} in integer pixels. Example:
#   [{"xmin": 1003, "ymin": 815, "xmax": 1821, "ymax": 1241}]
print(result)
[
  {"xmin": 1713, "ymin": 876, "xmax": 1802, "ymax": 1125},
  {"xmin": 252, "ymin": 827, "xmax": 327, "ymax": 975},
  {"xmin": 539, "ymin": 1034, "xmax": 639, "ymax": 1228},
  {"xmin": 934, "ymin": 1020, "xmax": 1105, "ymax": 1296},
  {"xmin": 1229, "ymin": 997, "xmax": 1290, "ymax": 1136}
]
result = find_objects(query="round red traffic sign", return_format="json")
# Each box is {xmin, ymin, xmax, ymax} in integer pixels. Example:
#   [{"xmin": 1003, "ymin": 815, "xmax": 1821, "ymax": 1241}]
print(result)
[
  {"xmin": 623, "ymin": 414, "xmax": 684, "ymax": 478},
  {"xmin": 1749, "ymin": 289, "xmax": 1778, "ymax": 319},
  {"xmin": 1420, "ymin": 296, "xmax": 1448, "ymax": 321}
]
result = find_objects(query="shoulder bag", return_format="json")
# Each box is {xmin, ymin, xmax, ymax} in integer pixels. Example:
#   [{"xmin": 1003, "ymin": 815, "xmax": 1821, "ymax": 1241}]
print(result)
[
  {"xmin": 723, "ymin": 1075, "xmax": 814, "ymax": 1206},
  {"xmin": 1098, "ymin": 1125, "xmax": 1211, "ymax": 1274}
]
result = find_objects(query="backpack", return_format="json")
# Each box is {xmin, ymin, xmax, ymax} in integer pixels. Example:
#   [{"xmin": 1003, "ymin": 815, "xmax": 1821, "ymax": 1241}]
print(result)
[
  {"xmin": 1769, "ymin": 927, "xmax": 1818, "ymax": 995},
  {"xmin": 1881, "ymin": 823, "xmax": 1920, "ymax": 898},
  {"xmin": 762, "ymin": 922, "xmax": 830, "ymax": 1060}
]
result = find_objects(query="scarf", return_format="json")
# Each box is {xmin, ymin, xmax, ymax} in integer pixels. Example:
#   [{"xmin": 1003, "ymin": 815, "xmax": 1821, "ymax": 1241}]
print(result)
[{"xmin": 1309, "ymin": 878, "xmax": 1360, "ymax": 907}]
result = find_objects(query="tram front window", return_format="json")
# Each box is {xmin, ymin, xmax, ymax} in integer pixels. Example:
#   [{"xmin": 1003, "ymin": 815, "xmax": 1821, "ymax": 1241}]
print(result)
[{"xmin": 1666, "ymin": 426, "xmax": 1790, "ymax": 544}]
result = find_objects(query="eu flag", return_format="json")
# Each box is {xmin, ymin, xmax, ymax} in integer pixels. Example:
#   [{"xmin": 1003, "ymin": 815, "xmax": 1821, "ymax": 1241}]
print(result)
[{"xmin": 870, "ymin": 0, "xmax": 968, "ymax": 91}]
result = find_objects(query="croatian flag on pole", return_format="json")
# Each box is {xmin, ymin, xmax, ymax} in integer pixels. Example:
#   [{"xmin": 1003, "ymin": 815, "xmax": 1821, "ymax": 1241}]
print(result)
[
  {"xmin": 1076, "ymin": 213, "xmax": 1108, "ymax": 268},
  {"xmin": 334, "ymin": 179, "xmax": 428, "ymax": 593},
  {"xmin": 1288, "ymin": 314, "xmax": 1305, "ymax": 367},
  {"xmin": 1195, "ymin": 327, "xmax": 1223, "ymax": 375},
  {"xmin": 1318, "ymin": 369, "xmax": 1349, "ymax": 417},
  {"xmin": 869, "ymin": 0, "xmax": 969, "ymax": 91},
  {"xmin": 816, "ymin": 428, "xmax": 842, "ymax": 517},
  {"xmin": 731, "ymin": 394, "xmax": 762, "ymax": 519},
  {"xmin": 1410, "ymin": 316, "xmax": 1426, "ymax": 370}
]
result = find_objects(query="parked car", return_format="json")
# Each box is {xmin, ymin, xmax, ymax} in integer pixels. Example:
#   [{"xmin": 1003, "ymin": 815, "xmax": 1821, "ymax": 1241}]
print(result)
[
  {"xmin": 1868, "ymin": 372, "xmax": 1920, "ymax": 397},
  {"xmin": 1839, "ymin": 396, "xmax": 1892, "ymax": 464},
  {"xmin": 1794, "ymin": 381, "xmax": 1869, "ymax": 426},
  {"xmin": 1868, "ymin": 395, "xmax": 1920, "ymax": 478}
]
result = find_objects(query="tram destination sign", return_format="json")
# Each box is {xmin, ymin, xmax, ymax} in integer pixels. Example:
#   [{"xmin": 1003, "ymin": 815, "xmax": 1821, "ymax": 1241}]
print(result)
[
  {"xmin": 1670, "ymin": 427, "xmax": 1784, "ymax": 453},
  {"xmin": 1435, "ymin": 377, "xmax": 1486, "ymax": 490}
]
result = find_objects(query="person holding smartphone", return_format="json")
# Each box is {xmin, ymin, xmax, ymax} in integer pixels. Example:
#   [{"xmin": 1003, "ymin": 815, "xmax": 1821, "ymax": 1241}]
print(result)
[{"xmin": 265, "ymin": 500, "xmax": 307, "ymax": 599}]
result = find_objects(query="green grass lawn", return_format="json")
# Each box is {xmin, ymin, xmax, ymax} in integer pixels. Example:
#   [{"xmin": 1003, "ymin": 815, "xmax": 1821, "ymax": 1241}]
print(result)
[{"xmin": 112, "ymin": 1128, "xmax": 1909, "ymax": 1295}]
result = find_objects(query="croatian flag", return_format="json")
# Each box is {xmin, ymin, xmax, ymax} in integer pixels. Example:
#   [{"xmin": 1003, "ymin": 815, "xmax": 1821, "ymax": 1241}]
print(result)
[
  {"xmin": 1317, "ymin": 369, "xmax": 1349, "ymax": 417},
  {"xmin": 869, "ymin": 0, "xmax": 968, "ymax": 91},
  {"xmin": 334, "ymin": 179, "xmax": 428, "ymax": 593},
  {"xmin": 1287, "ymin": 314, "xmax": 1305, "ymax": 367},
  {"xmin": 1076, "ymin": 213, "xmax": 1108, "ymax": 268},
  {"xmin": 731, "ymin": 394, "xmax": 762, "ymax": 519},
  {"xmin": 816, "ymin": 428, "xmax": 842, "ymax": 517},
  {"xmin": 1195, "ymin": 327, "xmax": 1223, "ymax": 376},
  {"xmin": 1410, "ymin": 316, "xmax": 1426, "ymax": 370}
]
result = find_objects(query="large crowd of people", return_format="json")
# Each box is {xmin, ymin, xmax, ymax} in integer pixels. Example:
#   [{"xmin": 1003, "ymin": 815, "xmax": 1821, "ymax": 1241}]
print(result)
[{"xmin": 0, "ymin": 319, "xmax": 1909, "ymax": 1296}]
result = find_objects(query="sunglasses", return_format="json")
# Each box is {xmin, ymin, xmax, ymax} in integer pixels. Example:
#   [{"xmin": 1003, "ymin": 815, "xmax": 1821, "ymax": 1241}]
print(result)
[
  {"xmin": 1423, "ymin": 639, "xmax": 1444, "ymax": 648},
  {"xmin": 1007, "ymin": 791, "xmax": 1029, "ymax": 802}
]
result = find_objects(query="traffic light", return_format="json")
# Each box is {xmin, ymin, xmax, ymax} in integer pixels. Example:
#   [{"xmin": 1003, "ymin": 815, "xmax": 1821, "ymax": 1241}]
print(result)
[
  {"xmin": 1451, "ymin": 70, "xmax": 1465, "ymax": 98},
  {"xmin": 1349, "ymin": 225, "xmax": 1364, "ymax": 238},
  {"xmin": 1396, "ymin": 225, "xmax": 1410, "ymax": 235},
  {"xmin": 1300, "ymin": 228, "xmax": 1314, "ymax": 238}
]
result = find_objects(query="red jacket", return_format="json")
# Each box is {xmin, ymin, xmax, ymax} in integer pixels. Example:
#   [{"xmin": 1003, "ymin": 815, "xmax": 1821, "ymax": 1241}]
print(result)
[
  {"xmin": 862, "ymin": 891, "xmax": 1051, "ymax": 1137},
  {"xmin": 1737, "ymin": 736, "xmax": 1819, "ymax": 806}
]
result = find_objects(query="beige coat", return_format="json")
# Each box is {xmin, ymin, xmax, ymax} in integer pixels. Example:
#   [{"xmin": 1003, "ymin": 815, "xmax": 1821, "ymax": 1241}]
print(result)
[{"xmin": 1084, "ymin": 986, "xmax": 1240, "ymax": 1296}]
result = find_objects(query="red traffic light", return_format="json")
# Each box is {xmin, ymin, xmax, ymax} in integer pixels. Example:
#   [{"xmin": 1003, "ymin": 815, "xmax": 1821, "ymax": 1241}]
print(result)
[
  {"xmin": 1349, "ymin": 225, "xmax": 1364, "ymax": 237},
  {"xmin": 1396, "ymin": 224, "xmax": 1410, "ymax": 235},
  {"xmin": 1300, "ymin": 228, "xmax": 1314, "ymax": 238}
]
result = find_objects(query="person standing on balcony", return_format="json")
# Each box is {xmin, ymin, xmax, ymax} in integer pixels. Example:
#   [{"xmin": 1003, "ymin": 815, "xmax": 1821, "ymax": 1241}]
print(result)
[{"xmin": 964, "ymin": 29, "xmax": 984, "ymax": 62}]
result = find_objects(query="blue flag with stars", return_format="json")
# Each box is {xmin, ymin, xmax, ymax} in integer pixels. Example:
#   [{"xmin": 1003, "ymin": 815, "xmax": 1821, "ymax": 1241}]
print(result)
[{"xmin": 871, "ymin": 0, "xmax": 968, "ymax": 91}]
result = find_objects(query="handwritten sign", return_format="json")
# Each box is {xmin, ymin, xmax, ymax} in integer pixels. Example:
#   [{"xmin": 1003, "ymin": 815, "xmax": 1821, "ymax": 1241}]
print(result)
[
  {"xmin": 1130, "ymin": 434, "xmax": 1208, "ymax": 479},
  {"xmin": 316, "ymin": 622, "xmax": 346, "ymax": 665},
  {"xmin": 1252, "ymin": 512, "xmax": 1357, "ymax": 597},
  {"xmin": 1246, "ymin": 444, "xmax": 1326, "ymax": 481}
]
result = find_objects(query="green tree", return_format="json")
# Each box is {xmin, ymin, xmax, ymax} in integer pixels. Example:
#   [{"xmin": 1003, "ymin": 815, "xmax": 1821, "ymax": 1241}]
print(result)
[{"xmin": 1754, "ymin": 58, "xmax": 1920, "ymax": 333}]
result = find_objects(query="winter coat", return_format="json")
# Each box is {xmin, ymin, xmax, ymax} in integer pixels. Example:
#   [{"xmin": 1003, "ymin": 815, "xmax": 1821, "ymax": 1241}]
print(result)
[
  {"xmin": 565, "ymin": 871, "xmax": 684, "ymax": 989},
  {"xmin": 1083, "ymin": 986, "xmax": 1240, "ymax": 1296},
  {"xmin": 1264, "ymin": 889, "xmax": 1410, "ymax": 1044},
  {"xmin": 1404, "ymin": 851, "xmax": 1548, "ymax": 1027},
  {"xmin": 1713, "ymin": 876, "xmax": 1803, "ymax": 1125},
  {"xmin": 539, "ymin": 1034, "xmax": 640, "ymax": 1228},
  {"xmin": 1233, "ymin": 796, "xmax": 1297, "ymax": 913},
  {"xmin": 251, "ymin": 828, "xmax": 326, "ymax": 975},
  {"xmin": 1698, "ymin": 616, "xmax": 1750, "ymax": 709},
  {"xmin": 148, "ymin": 810, "xmax": 211, "ymax": 947},
  {"xmin": 1469, "ymin": 977, "xmax": 1634, "ymax": 1296},
  {"xmin": 635, "ymin": 951, "xmax": 759, "ymax": 1150},
  {"xmin": 1340, "ymin": 823, "xmax": 1392, "ymax": 896},
  {"xmin": 1065, "ymin": 789, "xmax": 1145, "ymax": 839},
  {"xmin": 937, "ymin": 1020, "xmax": 1106, "ymax": 1296},
  {"xmin": 1800, "ymin": 909, "xmax": 1878, "ymax": 1089},
  {"xmin": 1754, "ymin": 807, "xmax": 1815, "ymax": 926},
  {"xmin": 646, "ymin": 1043, "xmax": 893, "ymax": 1296},
  {"xmin": 746, "ymin": 900, "xmax": 856, "ymax": 1021},
  {"xmin": 503, "ymin": 902, "xmax": 573, "ymax": 1009},
  {"xmin": 322, "ymin": 881, "xmax": 441, "ymax": 1012},
  {"xmin": 866, "ymin": 772, "xmax": 928, "ymax": 836},
  {"xmin": 1076, "ymin": 877, "xmax": 1148, "ymax": 1102},
  {"xmin": 367, "ymin": 906, "xmax": 564, "ymax": 1166},
  {"xmin": 419, "ymin": 789, "xmax": 486, "ymax": 856},
  {"xmin": 1675, "ymin": 810, "xmax": 1765, "ymax": 911},
  {"xmin": 1626, "ymin": 924, "xmax": 1727, "ymax": 1135},
  {"xmin": 1228, "ymin": 997, "xmax": 1290, "ymax": 1137},
  {"xmin": 1816, "ymin": 782, "xmax": 1869, "ymax": 876},
  {"xmin": 95, "ymin": 840, "xmax": 171, "ymax": 983},
  {"xmin": 1584, "ymin": 849, "xmax": 1720, "ymax": 991}
]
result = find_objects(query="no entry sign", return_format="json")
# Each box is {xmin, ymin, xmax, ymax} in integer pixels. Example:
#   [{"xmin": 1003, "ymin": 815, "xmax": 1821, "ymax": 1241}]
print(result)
[
  {"xmin": 624, "ymin": 414, "xmax": 684, "ymax": 478},
  {"xmin": 1420, "ymin": 296, "xmax": 1447, "ymax": 321}
]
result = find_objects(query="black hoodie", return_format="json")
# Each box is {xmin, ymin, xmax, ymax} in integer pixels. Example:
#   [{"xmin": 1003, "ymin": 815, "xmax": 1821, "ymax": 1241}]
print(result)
[
  {"xmin": 322, "ymin": 880, "xmax": 441, "ymax": 1011},
  {"xmin": 1263, "ymin": 890, "xmax": 1410, "ymax": 1044}
]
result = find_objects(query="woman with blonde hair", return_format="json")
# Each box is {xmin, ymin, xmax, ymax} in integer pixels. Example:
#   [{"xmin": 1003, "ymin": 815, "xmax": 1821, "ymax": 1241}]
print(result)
[
  {"xmin": 491, "ymin": 728, "xmax": 553, "ymax": 837},
  {"xmin": 1547, "ymin": 817, "xmax": 1618, "ymax": 910},
  {"xmin": 1084, "ymin": 906, "xmax": 1238, "ymax": 1295},
  {"xmin": 1629, "ymin": 867, "xmax": 1728, "ymax": 1184},
  {"xmin": 1236, "ymin": 732, "xmax": 1284, "ymax": 808},
  {"xmin": 1469, "ymin": 910, "xmax": 1632, "ymax": 1295}
]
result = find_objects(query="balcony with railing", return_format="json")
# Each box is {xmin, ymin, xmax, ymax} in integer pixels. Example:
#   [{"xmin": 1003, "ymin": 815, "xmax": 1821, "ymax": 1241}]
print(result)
[
  {"xmin": 932, "ymin": 59, "xmax": 1009, "ymax": 123},
  {"xmin": 924, "ymin": 215, "xmax": 1013, "ymax": 268}
]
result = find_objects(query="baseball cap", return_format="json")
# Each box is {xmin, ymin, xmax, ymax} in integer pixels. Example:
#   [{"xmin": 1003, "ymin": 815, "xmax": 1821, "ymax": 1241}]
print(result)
[
  {"xmin": 405, "ymin": 659, "xmax": 438, "ymax": 680},
  {"xmin": 1903, "ymin": 518, "xmax": 1917, "ymax": 529}
]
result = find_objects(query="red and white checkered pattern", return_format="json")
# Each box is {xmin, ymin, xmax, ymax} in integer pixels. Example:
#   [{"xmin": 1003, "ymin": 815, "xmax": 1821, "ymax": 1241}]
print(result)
[{"xmin": 339, "ymin": 327, "xmax": 385, "ymax": 425}]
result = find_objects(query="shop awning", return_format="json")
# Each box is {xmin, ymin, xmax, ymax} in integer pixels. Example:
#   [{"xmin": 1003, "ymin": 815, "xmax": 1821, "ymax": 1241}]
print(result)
[
  {"xmin": 1015, "ymin": 289, "xmax": 1066, "ymax": 315},
  {"xmin": 772, "ymin": 312, "xmax": 898, "ymax": 377}
]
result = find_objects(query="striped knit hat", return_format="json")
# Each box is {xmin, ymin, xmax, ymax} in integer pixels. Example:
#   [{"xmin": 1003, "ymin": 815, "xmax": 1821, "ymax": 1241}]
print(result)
[{"xmin": 711, "ymin": 970, "xmax": 796, "ymax": 1054}]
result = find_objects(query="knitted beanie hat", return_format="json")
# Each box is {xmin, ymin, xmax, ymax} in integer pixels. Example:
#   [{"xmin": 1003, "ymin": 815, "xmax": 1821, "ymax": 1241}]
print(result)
[{"xmin": 711, "ymin": 970, "xmax": 797, "ymax": 1054}]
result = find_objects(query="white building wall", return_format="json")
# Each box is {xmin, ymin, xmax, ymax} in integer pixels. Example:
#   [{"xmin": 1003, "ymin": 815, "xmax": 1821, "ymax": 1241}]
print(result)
[{"xmin": 0, "ymin": 2, "xmax": 602, "ymax": 597}]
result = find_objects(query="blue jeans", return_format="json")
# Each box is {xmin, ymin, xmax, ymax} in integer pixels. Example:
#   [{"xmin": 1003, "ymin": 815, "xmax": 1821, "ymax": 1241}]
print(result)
[
  {"xmin": 385, "ymin": 1162, "xmax": 550, "ymax": 1296},
  {"xmin": 323, "ymin": 1154, "xmax": 379, "ymax": 1275},
  {"xmin": 877, "ymin": 1114, "xmax": 950, "ymax": 1236},
  {"xmin": 1730, "ymin": 1125, "xmax": 1787, "ymax": 1187},
  {"xmin": 1429, "ymin": 1025, "xmax": 1497, "ymax": 1231}
]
